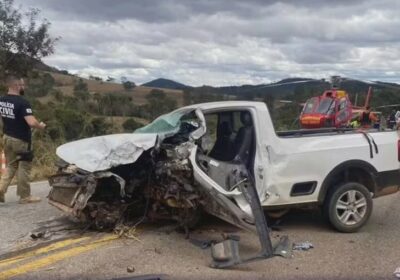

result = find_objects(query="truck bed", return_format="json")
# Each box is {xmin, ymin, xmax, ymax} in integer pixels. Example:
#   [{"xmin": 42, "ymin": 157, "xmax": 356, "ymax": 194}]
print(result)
[{"xmin": 276, "ymin": 127, "xmax": 395, "ymax": 138}]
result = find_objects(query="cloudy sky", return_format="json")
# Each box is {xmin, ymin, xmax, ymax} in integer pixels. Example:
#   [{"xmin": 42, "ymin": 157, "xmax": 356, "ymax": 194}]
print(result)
[{"xmin": 13, "ymin": 0, "xmax": 400, "ymax": 86}]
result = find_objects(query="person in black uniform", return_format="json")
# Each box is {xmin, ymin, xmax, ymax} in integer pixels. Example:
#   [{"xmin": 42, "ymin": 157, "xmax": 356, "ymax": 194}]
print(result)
[
  {"xmin": 0, "ymin": 76, "xmax": 46, "ymax": 203},
  {"xmin": 387, "ymin": 110, "xmax": 396, "ymax": 129}
]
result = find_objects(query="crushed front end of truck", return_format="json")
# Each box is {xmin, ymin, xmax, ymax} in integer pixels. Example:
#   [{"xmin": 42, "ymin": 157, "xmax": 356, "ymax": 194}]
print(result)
[
  {"xmin": 48, "ymin": 106, "xmax": 288, "ymax": 268},
  {"xmin": 48, "ymin": 135, "xmax": 204, "ymax": 232}
]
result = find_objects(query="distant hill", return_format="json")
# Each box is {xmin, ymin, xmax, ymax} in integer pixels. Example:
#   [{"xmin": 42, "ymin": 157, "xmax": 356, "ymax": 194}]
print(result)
[
  {"xmin": 190, "ymin": 78, "xmax": 328, "ymax": 98},
  {"xmin": 198, "ymin": 77, "xmax": 400, "ymax": 98},
  {"xmin": 30, "ymin": 56, "xmax": 400, "ymax": 110},
  {"xmin": 142, "ymin": 78, "xmax": 190, "ymax": 90}
]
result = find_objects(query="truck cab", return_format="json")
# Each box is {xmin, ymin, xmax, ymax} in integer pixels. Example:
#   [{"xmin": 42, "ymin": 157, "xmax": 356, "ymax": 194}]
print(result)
[{"xmin": 188, "ymin": 101, "xmax": 400, "ymax": 232}]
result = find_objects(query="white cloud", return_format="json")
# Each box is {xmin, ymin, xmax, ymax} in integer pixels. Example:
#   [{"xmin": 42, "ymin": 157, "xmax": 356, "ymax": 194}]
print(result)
[{"xmin": 13, "ymin": 0, "xmax": 400, "ymax": 86}]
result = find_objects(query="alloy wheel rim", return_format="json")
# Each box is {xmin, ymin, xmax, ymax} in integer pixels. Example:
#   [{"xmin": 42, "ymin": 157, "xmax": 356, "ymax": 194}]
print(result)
[{"xmin": 335, "ymin": 190, "xmax": 367, "ymax": 226}]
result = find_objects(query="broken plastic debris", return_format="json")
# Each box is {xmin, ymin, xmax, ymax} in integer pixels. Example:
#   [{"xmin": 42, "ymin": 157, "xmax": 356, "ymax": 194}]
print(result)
[
  {"xmin": 394, "ymin": 267, "xmax": 400, "ymax": 278},
  {"xmin": 30, "ymin": 230, "xmax": 52, "ymax": 240},
  {"xmin": 292, "ymin": 241, "xmax": 314, "ymax": 251},
  {"xmin": 273, "ymin": 236, "xmax": 292, "ymax": 258},
  {"xmin": 127, "ymin": 265, "xmax": 136, "ymax": 273},
  {"xmin": 30, "ymin": 231, "xmax": 46, "ymax": 239},
  {"xmin": 189, "ymin": 238, "xmax": 216, "ymax": 249},
  {"xmin": 114, "ymin": 225, "xmax": 142, "ymax": 242}
]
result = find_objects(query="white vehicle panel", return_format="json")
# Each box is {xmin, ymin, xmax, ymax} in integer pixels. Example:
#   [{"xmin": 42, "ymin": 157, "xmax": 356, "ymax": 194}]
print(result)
[{"xmin": 260, "ymin": 130, "xmax": 399, "ymax": 206}]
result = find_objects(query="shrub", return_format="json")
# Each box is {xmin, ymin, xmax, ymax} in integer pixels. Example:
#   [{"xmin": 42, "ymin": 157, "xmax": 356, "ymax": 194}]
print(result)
[
  {"xmin": 91, "ymin": 117, "xmax": 112, "ymax": 136},
  {"xmin": 122, "ymin": 118, "xmax": 142, "ymax": 132},
  {"xmin": 55, "ymin": 108, "xmax": 87, "ymax": 141}
]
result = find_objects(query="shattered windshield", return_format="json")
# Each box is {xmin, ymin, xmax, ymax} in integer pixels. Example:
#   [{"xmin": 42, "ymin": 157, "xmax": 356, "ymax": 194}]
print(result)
[{"xmin": 135, "ymin": 109, "xmax": 194, "ymax": 134}]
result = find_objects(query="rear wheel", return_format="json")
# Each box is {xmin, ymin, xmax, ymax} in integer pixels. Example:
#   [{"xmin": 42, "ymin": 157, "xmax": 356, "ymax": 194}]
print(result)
[{"xmin": 324, "ymin": 182, "xmax": 372, "ymax": 233}]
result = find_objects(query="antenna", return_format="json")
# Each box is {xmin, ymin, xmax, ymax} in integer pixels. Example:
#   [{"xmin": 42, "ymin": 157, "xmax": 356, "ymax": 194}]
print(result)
[{"xmin": 364, "ymin": 86, "xmax": 373, "ymax": 109}]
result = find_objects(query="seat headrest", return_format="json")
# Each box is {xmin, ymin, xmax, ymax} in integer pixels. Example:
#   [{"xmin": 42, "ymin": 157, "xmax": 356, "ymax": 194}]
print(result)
[{"xmin": 240, "ymin": 111, "xmax": 252, "ymax": 127}]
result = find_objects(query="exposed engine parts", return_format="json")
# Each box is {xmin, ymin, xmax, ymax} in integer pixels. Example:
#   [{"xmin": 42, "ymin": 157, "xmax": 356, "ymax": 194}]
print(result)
[{"xmin": 49, "ymin": 142, "xmax": 203, "ymax": 232}]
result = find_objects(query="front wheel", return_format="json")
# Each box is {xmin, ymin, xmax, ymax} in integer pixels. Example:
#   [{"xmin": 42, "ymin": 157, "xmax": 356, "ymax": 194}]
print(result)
[{"xmin": 324, "ymin": 182, "xmax": 373, "ymax": 233}]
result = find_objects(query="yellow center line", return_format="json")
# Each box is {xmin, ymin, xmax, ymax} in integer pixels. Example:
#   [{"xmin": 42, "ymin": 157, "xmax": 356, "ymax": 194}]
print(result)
[
  {"xmin": 0, "ymin": 237, "xmax": 90, "ymax": 268},
  {"xmin": 0, "ymin": 235, "xmax": 119, "ymax": 280}
]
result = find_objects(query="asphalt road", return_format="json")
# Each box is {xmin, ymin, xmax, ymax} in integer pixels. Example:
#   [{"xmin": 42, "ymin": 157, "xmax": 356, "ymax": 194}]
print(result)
[{"xmin": 0, "ymin": 182, "xmax": 399, "ymax": 280}]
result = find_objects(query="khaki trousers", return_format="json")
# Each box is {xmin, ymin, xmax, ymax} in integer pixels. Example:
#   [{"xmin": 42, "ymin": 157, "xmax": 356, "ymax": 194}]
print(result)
[{"xmin": 0, "ymin": 135, "xmax": 31, "ymax": 198}]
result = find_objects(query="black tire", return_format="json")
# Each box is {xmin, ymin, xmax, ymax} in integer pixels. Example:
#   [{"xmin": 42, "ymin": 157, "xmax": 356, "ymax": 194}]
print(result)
[{"xmin": 324, "ymin": 182, "xmax": 373, "ymax": 233}]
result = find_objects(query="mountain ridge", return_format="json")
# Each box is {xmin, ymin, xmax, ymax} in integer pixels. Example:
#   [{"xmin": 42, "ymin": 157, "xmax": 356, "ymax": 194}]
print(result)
[{"xmin": 141, "ymin": 78, "xmax": 190, "ymax": 90}]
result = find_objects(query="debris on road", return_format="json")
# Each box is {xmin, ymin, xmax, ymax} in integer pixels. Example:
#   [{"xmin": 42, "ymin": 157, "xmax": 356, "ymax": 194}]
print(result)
[
  {"xmin": 394, "ymin": 267, "xmax": 400, "ymax": 278},
  {"xmin": 210, "ymin": 238, "xmax": 241, "ymax": 268},
  {"xmin": 113, "ymin": 274, "xmax": 168, "ymax": 280},
  {"xmin": 114, "ymin": 224, "xmax": 142, "ymax": 242},
  {"xmin": 292, "ymin": 241, "xmax": 314, "ymax": 251},
  {"xmin": 189, "ymin": 238, "xmax": 216, "ymax": 249},
  {"xmin": 273, "ymin": 236, "xmax": 292, "ymax": 258},
  {"xmin": 127, "ymin": 266, "xmax": 136, "ymax": 273},
  {"xmin": 29, "ymin": 217, "xmax": 83, "ymax": 240},
  {"xmin": 30, "ymin": 230, "xmax": 50, "ymax": 240}
]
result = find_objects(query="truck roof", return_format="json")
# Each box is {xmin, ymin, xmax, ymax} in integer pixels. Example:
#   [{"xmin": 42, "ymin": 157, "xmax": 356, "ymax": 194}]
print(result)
[{"xmin": 181, "ymin": 101, "xmax": 267, "ymax": 111}]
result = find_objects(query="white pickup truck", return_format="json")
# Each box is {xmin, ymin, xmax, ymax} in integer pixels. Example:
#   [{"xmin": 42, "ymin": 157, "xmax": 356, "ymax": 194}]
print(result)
[{"xmin": 48, "ymin": 101, "xmax": 400, "ymax": 235}]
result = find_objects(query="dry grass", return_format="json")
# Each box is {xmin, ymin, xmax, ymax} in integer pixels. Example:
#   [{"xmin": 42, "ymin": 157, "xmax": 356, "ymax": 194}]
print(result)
[
  {"xmin": 31, "ymin": 164, "xmax": 57, "ymax": 181},
  {"xmin": 95, "ymin": 116, "xmax": 150, "ymax": 133},
  {"xmin": 127, "ymin": 86, "xmax": 184, "ymax": 106},
  {"xmin": 48, "ymin": 72, "xmax": 184, "ymax": 106},
  {"xmin": 103, "ymin": 115, "xmax": 149, "ymax": 126},
  {"xmin": 30, "ymin": 135, "xmax": 60, "ymax": 181}
]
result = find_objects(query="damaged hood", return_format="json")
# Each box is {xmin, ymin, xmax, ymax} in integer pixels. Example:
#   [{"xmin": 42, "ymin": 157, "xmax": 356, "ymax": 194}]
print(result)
[{"xmin": 56, "ymin": 133, "xmax": 157, "ymax": 172}]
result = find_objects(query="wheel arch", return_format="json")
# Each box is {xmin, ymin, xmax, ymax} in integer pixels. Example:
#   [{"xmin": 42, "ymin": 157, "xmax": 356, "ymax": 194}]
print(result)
[{"xmin": 318, "ymin": 160, "xmax": 378, "ymax": 205}]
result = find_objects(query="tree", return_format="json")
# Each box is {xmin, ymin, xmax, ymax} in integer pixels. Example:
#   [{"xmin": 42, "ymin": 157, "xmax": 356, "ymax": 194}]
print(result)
[
  {"xmin": 120, "ymin": 76, "xmax": 128, "ymax": 83},
  {"xmin": 89, "ymin": 75, "xmax": 102, "ymax": 81},
  {"xmin": 0, "ymin": 0, "xmax": 59, "ymax": 78},
  {"xmin": 122, "ymin": 81, "xmax": 136, "ymax": 91},
  {"xmin": 26, "ymin": 71, "xmax": 55, "ymax": 97}
]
